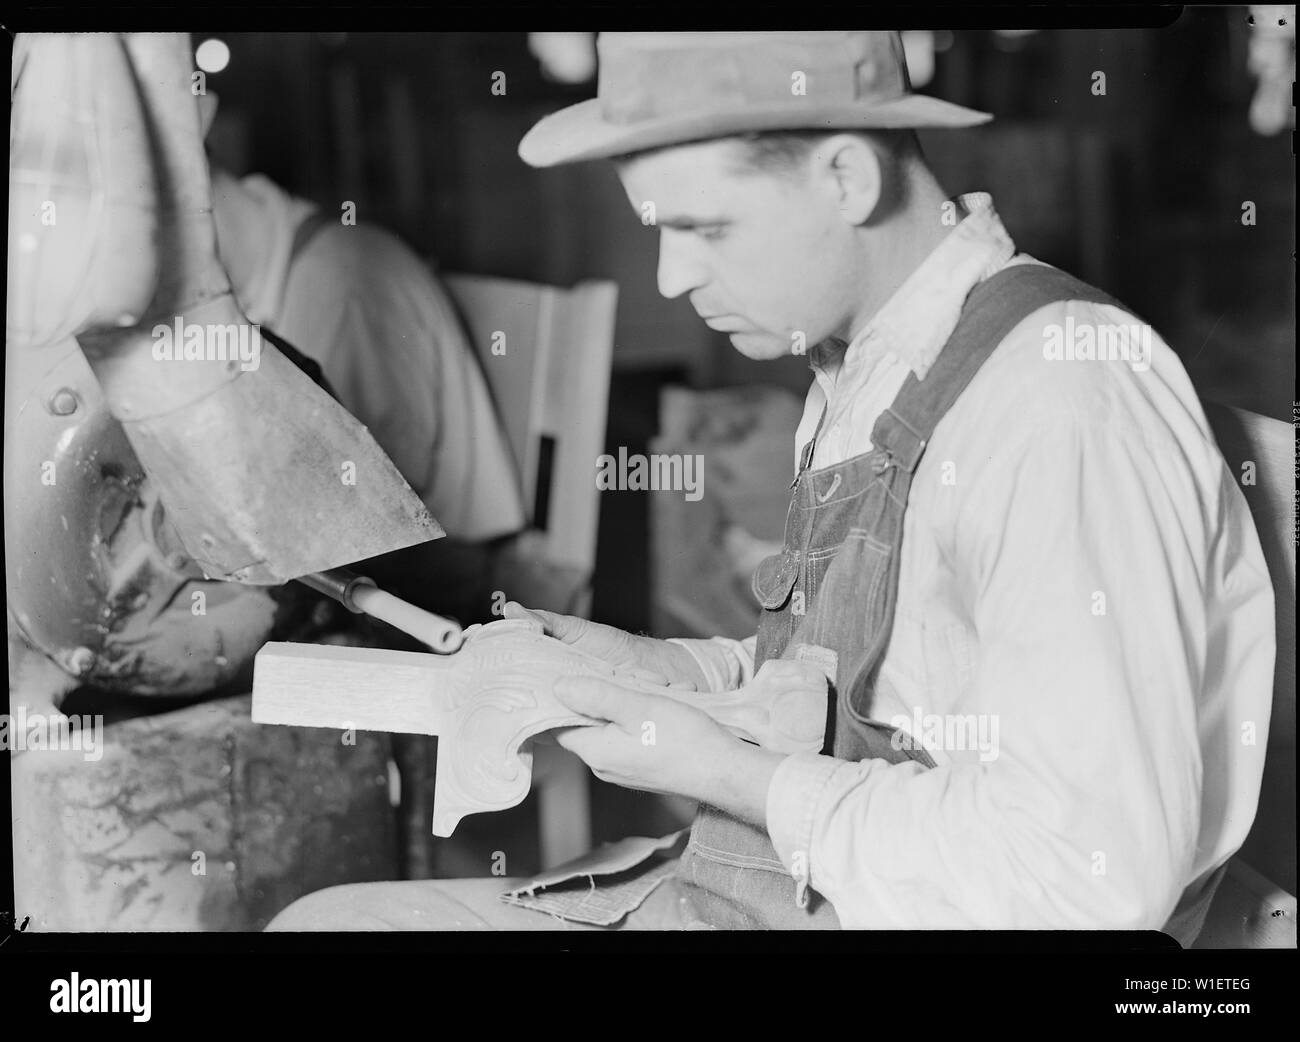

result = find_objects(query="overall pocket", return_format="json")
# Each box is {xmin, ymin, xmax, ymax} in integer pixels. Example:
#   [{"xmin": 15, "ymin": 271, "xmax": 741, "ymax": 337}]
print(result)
[{"xmin": 750, "ymin": 549, "xmax": 799, "ymax": 610}]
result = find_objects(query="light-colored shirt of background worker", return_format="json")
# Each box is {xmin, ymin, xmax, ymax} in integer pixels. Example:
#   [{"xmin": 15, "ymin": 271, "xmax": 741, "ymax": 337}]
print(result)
[{"xmin": 212, "ymin": 170, "xmax": 527, "ymax": 542}]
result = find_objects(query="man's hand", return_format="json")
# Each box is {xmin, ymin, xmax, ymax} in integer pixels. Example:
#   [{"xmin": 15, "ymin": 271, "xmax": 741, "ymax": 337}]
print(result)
[
  {"xmin": 503, "ymin": 602, "xmax": 708, "ymax": 690},
  {"xmin": 550, "ymin": 673, "xmax": 784, "ymax": 825}
]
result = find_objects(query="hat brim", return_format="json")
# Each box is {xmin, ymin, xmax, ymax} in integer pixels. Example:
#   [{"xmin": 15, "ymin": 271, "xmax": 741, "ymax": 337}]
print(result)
[{"xmin": 519, "ymin": 94, "xmax": 992, "ymax": 167}]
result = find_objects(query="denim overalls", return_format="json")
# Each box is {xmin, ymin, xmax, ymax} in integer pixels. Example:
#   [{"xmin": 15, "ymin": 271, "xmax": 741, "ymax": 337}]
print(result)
[{"xmin": 673, "ymin": 263, "xmax": 1122, "ymax": 928}]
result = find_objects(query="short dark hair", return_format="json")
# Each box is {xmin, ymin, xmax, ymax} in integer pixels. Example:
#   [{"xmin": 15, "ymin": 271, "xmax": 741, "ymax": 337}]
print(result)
[
  {"xmin": 612, "ymin": 127, "xmax": 922, "ymax": 172},
  {"xmin": 726, "ymin": 128, "xmax": 923, "ymax": 180}
]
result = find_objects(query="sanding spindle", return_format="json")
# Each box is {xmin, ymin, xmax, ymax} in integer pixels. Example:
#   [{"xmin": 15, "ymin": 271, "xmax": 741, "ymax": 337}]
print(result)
[{"xmin": 298, "ymin": 568, "xmax": 463, "ymax": 653}]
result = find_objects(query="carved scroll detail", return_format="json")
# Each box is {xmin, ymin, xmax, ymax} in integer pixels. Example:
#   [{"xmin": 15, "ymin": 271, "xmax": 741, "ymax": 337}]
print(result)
[
  {"xmin": 252, "ymin": 617, "xmax": 830, "ymax": 837},
  {"xmin": 427, "ymin": 619, "xmax": 828, "ymax": 835}
]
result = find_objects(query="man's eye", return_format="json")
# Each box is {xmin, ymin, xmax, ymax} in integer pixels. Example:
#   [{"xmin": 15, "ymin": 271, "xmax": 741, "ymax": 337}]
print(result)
[{"xmin": 697, "ymin": 225, "xmax": 727, "ymax": 242}]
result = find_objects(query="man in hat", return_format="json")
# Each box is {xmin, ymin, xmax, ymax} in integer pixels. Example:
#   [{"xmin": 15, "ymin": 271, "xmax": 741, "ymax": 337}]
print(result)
[{"xmin": 268, "ymin": 31, "xmax": 1273, "ymax": 936}]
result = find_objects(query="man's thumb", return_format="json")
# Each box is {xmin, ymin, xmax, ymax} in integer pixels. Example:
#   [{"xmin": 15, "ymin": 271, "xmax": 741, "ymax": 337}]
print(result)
[{"xmin": 505, "ymin": 601, "xmax": 584, "ymax": 644}]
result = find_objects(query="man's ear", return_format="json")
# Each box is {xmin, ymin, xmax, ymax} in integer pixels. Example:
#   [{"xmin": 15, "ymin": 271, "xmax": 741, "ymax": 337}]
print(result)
[{"xmin": 817, "ymin": 134, "xmax": 883, "ymax": 226}]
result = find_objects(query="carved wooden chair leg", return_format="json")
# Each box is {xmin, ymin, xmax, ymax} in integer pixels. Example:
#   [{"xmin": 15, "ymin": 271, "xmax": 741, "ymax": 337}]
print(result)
[{"xmin": 253, "ymin": 618, "xmax": 829, "ymax": 839}]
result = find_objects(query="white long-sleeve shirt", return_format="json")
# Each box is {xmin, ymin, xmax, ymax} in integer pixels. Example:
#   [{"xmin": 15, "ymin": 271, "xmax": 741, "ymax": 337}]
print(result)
[{"xmin": 674, "ymin": 193, "xmax": 1275, "ymax": 939}]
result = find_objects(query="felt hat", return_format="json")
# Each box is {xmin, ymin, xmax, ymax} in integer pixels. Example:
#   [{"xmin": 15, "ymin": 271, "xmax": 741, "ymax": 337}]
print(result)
[{"xmin": 519, "ymin": 31, "xmax": 992, "ymax": 167}]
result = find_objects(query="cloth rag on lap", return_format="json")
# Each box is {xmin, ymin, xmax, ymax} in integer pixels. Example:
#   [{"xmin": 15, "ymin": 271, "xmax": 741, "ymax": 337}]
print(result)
[{"xmin": 499, "ymin": 830, "xmax": 688, "ymax": 926}]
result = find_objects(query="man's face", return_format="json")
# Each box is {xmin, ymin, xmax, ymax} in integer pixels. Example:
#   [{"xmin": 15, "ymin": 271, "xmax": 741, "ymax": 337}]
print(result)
[{"xmin": 617, "ymin": 139, "xmax": 859, "ymax": 360}]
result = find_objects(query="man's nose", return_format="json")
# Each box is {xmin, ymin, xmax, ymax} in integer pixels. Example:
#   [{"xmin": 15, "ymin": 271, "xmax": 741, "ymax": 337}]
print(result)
[{"xmin": 656, "ymin": 229, "xmax": 707, "ymax": 301}]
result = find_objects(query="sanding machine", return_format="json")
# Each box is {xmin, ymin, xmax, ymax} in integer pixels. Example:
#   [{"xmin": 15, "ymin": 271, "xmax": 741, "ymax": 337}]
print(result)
[{"xmin": 6, "ymin": 32, "xmax": 462, "ymax": 702}]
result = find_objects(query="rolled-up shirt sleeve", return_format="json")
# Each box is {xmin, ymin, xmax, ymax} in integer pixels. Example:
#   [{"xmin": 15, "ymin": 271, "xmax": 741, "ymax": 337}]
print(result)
[
  {"xmin": 667, "ymin": 634, "xmax": 757, "ymax": 691},
  {"xmin": 764, "ymin": 384, "xmax": 1239, "ymax": 929}
]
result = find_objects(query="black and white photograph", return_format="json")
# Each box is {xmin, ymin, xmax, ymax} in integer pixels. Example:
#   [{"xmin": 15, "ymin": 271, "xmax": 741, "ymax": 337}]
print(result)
[{"xmin": 1, "ymin": 8, "xmax": 1295, "ymax": 1018}]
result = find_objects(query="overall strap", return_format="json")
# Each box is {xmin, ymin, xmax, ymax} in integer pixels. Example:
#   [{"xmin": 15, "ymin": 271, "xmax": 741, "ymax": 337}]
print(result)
[{"xmin": 870, "ymin": 262, "xmax": 1128, "ymax": 472}]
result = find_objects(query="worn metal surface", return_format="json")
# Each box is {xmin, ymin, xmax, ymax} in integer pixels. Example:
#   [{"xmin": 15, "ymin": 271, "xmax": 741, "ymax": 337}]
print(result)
[
  {"xmin": 4, "ymin": 343, "xmax": 285, "ymax": 695},
  {"xmin": 9, "ymin": 33, "xmax": 443, "ymax": 587}
]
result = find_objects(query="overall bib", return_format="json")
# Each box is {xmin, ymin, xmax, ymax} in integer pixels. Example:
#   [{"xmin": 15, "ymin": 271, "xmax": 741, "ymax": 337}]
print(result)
[{"xmin": 674, "ymin": 263, "xmax": 1123, "ymax": 928}]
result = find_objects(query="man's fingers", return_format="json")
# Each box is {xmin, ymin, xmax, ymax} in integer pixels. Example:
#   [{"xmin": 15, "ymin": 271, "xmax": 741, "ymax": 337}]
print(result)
[
  {"xmin": 552, "ymin": 723, "xmax": 606, "ymax": 758},
  {"xmin": 504, "ymin": 601, "xmax": 584, "ymax": 643},
  {"xmin": 502, "ymin": 601, "xmax": 541, "ymax": 624},
  {"xmin": 553, "ymin": 675, "xmax": 651, "ymax": 728},
  {"xmin": 623, "ymin": 665, "xmax": 672, "ymax": 687},
  {"xmin": 620, "ymin": 667, "xmax": 695, "ymax": 691}
]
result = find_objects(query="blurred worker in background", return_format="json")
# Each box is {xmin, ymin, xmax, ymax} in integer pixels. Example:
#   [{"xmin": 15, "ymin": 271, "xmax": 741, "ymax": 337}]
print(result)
[{"xmin": 203, "ymin": 90, "xmax": 528, "ymax": 622}]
